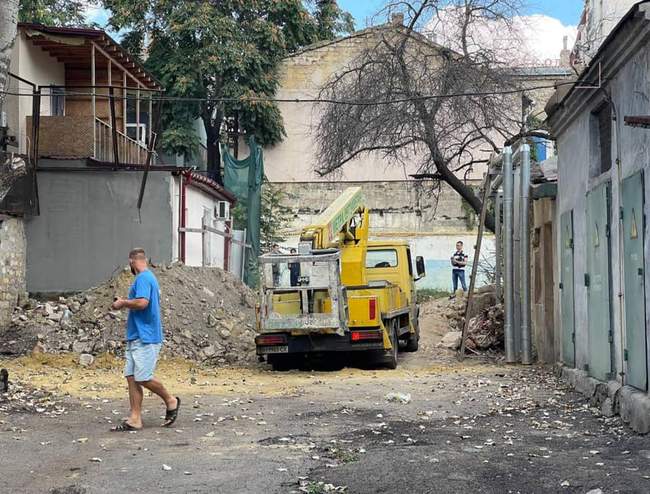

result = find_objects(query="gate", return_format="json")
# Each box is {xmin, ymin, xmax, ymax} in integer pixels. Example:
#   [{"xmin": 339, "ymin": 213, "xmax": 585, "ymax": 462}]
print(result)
[
  {"xmin": 586, "ymin": 182, "xmax": 613, "ymax": 381},
  {"xmin": 622, "ymin": 171, "xmax": 647, "ymax": 390},
  {"xmin": 560, "ymin": 210, "xmax": 575, "ymax": 367}
]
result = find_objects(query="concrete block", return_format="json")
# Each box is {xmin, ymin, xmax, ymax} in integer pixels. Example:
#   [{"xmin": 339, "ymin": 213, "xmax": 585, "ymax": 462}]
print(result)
[{"xmin": 619, "ymin": 386, "xmax": 650, "ymax": 433}]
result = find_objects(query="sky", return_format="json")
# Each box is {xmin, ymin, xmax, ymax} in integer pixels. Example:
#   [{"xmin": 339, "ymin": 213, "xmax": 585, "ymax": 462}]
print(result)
[
  {"xmin": 88, "ymin": 1, "xmax": 584, "ymax": 62},
  {"xmin": 338, "ymin": 1, "xmax": 584, "ymax": 28}
]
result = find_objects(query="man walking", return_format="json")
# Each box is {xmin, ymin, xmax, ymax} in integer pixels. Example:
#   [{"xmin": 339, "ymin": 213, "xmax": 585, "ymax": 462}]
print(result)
[
  {"xmin": 450, "ymin": 241, "xmax": 468, "ymax": 299},
  {"xmin": 110, "ymin": 248, "xmax": 180, "ymax": 431}
]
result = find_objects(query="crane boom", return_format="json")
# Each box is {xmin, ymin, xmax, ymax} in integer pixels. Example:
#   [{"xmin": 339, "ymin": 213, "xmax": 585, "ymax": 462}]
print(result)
[{"xmin": 299, "ymin": 186, "xmax": 368, "ymax": 286}]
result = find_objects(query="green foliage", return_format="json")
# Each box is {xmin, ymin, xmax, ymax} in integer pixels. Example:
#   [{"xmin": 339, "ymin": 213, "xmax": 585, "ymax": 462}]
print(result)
[
  {"xmin": 232, "ymin": 183, "xmax": 293, "ymax": 251},
  {"xmin": 18, "ymin": 0, "xmax": 89, "ymax": 26},
  {"xmin": 416, "ymin": 288, "xmax": 451, "ymax": 303},
  {"xmin": 313, "ymin": 0, "xmax": 355, "ymax": 40},
  {"xmin": 101, "ymin": 0, "xmax": 353, "ymax": 176}
]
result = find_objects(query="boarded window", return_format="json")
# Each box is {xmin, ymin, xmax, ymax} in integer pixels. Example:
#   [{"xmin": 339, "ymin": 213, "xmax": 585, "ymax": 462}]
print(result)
[{"xmin": 591, "ymin": 103, "xmax": 612, "ymax": 176}]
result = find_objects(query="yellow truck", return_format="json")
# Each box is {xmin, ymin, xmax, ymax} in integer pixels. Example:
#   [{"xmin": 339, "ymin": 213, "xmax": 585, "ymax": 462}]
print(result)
[{"xmin": 255, "ymin": 187, "xmax": 425, "ymax": 370}]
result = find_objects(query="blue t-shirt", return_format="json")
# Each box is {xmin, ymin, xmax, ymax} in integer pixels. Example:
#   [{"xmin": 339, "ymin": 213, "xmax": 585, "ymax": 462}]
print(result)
[{"xmin": 126, "ymin": 270, "xmax": 163, "ymax": 344}]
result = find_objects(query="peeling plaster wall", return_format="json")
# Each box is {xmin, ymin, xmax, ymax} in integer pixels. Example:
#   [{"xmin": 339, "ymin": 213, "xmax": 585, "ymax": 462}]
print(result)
[{"xmin": 0, "ymin": 217, "xmax": 26, "ymax": 328}]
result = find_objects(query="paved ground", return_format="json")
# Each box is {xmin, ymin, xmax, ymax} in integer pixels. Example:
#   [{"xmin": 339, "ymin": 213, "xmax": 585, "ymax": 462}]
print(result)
[{"xmin": 2, "ymin": 302, "xmax": 650, "ymax": 493}]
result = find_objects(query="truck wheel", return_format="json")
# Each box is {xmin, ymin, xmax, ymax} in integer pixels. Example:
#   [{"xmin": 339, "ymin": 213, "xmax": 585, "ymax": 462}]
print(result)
[
  {"xmin": 405, "ymin": 327, "xmax": 420, "ymax": 352},
  {"xmin": 384, "ymin": 322, "xmax": 398, "ymax": 370},
  {"xmin": 268, "ymin": 355, "xmax": 294, "ymax": 371}
]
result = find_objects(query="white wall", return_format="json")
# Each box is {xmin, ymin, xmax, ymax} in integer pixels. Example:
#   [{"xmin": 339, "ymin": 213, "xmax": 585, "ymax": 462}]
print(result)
[
  {"xmin": 171, "ymin": 176, "xmax": 230, "ymax": 268},
  {"xmin": 7, "ymin": 32, "xmax": 66, "ymax": 154}
]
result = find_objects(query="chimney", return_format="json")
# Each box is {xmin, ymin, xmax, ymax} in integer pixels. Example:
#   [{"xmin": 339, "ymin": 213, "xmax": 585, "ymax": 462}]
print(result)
[
  {"xmin": 391, "ymin": 13, "xmax": 404, "ymax": 26},
  {"xmin": 559, "ymin": 35, "xmax": 571, "ymax": 68}
]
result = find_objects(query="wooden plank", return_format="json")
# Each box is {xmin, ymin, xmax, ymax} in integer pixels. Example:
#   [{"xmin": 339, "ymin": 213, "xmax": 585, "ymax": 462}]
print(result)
[{"xmin": 458, "ymin": 174, "xmax": 492, "ymax": 360}]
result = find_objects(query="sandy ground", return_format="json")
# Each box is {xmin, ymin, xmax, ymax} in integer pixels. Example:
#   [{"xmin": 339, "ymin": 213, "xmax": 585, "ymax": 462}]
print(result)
[{"xmin": 1, "ymin": 299, "xmax": 650, "ymax": 493}]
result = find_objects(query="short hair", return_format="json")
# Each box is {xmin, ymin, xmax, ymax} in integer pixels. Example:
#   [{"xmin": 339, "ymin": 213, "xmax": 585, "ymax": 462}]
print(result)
[
  {"xmin": 290, "ymin": 248, "xmax": 296, "ymax": 253},
  {"xmin": 129, "ymin": 248, "xmax": 146, "ymax": 260},
  {"xmin": 456, "ymin": 241, "xmax": 464, "ymax": 245}
]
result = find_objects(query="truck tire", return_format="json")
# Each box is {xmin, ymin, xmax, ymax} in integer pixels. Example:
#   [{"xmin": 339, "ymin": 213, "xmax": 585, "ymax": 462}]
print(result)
[
  {"xmin": 405, "ymin": 326, "xmax": 420, "ymax": 352},
  {"xmin": 268, "ymin": 355, "xmax": 295, "ymax": 371},
  {"xmin": 384, "ymin": 321, "xmax": 398, "ymax": 369}
]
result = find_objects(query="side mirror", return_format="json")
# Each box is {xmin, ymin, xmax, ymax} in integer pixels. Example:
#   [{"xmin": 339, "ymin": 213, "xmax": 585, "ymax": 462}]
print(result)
[{"xmin": 415, "ymin": 256, "xmax": 426, "ymax": 280}]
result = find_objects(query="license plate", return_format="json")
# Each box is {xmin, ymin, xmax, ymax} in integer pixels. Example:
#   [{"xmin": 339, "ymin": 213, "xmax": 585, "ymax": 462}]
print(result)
[{"xmin": 258, "ymin": 345, "xmax": 289, "ymax": 354}]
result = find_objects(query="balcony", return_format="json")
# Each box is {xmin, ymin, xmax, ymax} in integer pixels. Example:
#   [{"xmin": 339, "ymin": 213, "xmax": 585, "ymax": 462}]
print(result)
[{"xmin": 27, "ymin": 115, "xmax": 150, "ymax": 164}]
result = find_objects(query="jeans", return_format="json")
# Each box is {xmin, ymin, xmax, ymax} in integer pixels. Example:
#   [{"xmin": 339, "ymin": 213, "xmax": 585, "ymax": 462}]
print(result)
[{"xmin": 452, "ymin": 269, "xmax": 467, "ymax": 292}]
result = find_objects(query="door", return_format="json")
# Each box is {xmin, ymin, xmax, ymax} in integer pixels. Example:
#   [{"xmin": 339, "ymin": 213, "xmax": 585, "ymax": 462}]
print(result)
[
  {"xmin": 586, "ymin": 182, "xmax": 613, "ymax": 381},
  {"xmin": 560, "ymin": 211, "xmax": 575, "ymax": 367},
  {"xmin": 622, "ymin": 171, "xmax": 647, "ymax": 390}
]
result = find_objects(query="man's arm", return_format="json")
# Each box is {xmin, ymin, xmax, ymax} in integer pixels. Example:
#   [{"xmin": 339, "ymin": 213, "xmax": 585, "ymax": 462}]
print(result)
[{"xmin": 112, "ymin": 297, "xmax": 149, "ymax": 311}]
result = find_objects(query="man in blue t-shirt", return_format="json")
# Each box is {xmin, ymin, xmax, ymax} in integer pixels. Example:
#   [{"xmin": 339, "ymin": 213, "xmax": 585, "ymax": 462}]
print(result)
[{"xmin": 110, "ymin": 248, "xmax": 180, "ymax": 431}]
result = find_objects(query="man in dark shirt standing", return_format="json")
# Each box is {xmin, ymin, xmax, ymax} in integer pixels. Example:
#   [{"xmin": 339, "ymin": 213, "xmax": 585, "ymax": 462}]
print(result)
[
  {"xmin": 450, "ymin": 241, "xmax": 468, "ymax": 299},
  {"xmin": 289, "ymin": 248, "xmax": 301, "ymax": 287}
]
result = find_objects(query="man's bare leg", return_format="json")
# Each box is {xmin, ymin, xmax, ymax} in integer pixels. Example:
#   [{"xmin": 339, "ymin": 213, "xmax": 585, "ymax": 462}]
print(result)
[
  {"xmin": 138, "ymin": 377, "xmax": 177, "ymax": 410},
  {"xmin": 126, "ymin": 376, "xmax": 144, "ymax": 428}
]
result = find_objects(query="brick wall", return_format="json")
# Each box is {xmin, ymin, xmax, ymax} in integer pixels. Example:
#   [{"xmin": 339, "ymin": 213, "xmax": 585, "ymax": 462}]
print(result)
[{"xmin": 0, "ymin": 217, "xmax": 26, "ymax": 328}]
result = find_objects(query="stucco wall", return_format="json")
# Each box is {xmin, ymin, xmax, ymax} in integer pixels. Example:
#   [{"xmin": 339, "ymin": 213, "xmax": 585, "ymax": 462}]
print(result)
[
  {"xmin": 26, "ymin": 159, "xmax": 174, "ymax": 293},
  {"xmin": 6, "ymin": 32, "xmax": 66, "ymax": 154}
]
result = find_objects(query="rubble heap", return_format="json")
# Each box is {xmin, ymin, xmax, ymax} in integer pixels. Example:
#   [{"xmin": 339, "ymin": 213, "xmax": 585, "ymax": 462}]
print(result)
[
  {"xmin": 2, "ymin": 264, "xmax": 258, "ymax": 365},
  {"xmin": 439, "ymin": 286, "xmax": 504, "ymax": 352}
]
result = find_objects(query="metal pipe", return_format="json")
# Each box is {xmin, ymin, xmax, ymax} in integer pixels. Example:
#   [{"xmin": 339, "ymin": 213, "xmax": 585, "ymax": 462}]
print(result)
[
  {"xmin": 503, "ymin": 147, "xmax": 516, "ymax": 363},
  {"xmin": 520, "ymin": 144, "xmax": 532, "ymax": 364},
  {"xmin": 495, "ymin": 191, "xmax": 503, "ymax": 301}
]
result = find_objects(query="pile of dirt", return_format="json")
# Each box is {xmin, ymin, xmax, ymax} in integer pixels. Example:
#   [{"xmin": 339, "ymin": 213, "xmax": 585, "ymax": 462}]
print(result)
[
  {"xmin": 2, "ymin": 264, "xmax": 258, "ymax": 365},
  {"xmin": 438, "ymin": 286, "xmax": 504, "ymax": 352}
]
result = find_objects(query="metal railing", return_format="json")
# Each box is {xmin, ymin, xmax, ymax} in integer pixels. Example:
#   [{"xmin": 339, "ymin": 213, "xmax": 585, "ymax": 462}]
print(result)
[{"xmin": 94, "ymin": 118, "xmax": 149, "ymax": 164}]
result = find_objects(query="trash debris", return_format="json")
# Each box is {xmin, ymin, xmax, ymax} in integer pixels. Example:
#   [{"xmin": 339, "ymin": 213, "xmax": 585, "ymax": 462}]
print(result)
[
  {"xmin": 2, "ymin": 265, "xmax": 258, "ymax": 364},
  {"xmin": 385, "ymin": 392, "xmax": 411, "ymax": 404},
  {"xmin": 162, "ymin": 464, "xmax": 172, "ymax": 471}
]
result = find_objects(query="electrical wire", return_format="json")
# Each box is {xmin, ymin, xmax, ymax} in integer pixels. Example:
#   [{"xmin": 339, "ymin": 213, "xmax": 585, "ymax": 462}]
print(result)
[{"xmin": 0, "ymin": 79, "xmax": 584, "ymax": 106}]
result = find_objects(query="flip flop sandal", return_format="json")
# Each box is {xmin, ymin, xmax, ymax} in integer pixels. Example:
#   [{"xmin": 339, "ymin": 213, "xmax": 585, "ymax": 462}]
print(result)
[
  {"xmin": 163, "ymin": 397, "xmax": 181, "ymax": 427},
  {"xmin": 111, "ymin": 421, "xmax": 142, "ymax": 432}
]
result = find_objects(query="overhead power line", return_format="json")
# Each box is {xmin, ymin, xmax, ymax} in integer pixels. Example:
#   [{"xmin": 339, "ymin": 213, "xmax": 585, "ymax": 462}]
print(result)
[{"xmin": 0, "ymin": 80, "xmax": 583, "ymax": 107}]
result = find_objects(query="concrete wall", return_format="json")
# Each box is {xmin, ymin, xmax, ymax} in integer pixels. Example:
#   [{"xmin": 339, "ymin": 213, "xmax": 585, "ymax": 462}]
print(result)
[
  {"xmin": 274, "ymin": 179, "xmax": 481, "ymax": 236},
  {"xmin": 26, "ymin": 159, "xmax": 174, "ymax": 293},
  {"xmin": 0, "ymin": 217, "xmax": 26, "ymax": 328}
]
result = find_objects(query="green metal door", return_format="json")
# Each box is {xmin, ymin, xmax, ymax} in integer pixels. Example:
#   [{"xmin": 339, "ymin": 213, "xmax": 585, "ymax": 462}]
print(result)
[
  {"xmin": 560, "ymin": 210, "xmax": 575, "ymax": 367},
  {"xmin": 586, "ymin": 182, "xmax": 613, "ymax": 381},
  {"xmin": 622, "ymin": 171, "xmax": 647, "ymax": 390}
]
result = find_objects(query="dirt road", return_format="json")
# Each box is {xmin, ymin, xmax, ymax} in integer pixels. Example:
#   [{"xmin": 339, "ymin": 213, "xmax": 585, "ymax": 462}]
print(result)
[{"xmin": 1, "ymin": 300, "xmax": 649, "ymax": 493}]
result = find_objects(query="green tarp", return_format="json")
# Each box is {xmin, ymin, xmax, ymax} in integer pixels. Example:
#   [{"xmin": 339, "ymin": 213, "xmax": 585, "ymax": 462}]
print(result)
[{"xmin": 222, "ymin": 138, "xmax": 263, "ymax": 287}]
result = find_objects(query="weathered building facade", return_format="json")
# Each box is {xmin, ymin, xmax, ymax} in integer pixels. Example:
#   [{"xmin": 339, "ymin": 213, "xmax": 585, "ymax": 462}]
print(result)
[{"xmin": 548, "ymin": 1, "xmax": 650, "ymax": 432}]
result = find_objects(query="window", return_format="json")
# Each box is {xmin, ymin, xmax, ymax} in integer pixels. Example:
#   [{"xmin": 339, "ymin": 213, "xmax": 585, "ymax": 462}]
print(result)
[
  {"xmin": 50, "ymin": 86, "xmax": 64, "ymax": 116},
  {"xmin": 406, "ymin": 248, "xmax": 413, "ymax": 276},
  {"xmin": 366, "ymin": 249, "xmax": 398, "ymax": 268},
  {"xmin": 590, "ymin": 103, "xmax": 612, "ymax": 176}
]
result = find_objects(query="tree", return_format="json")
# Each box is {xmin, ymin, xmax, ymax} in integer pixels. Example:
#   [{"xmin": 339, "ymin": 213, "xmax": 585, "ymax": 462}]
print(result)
[
  {"xmin": 231, "ymin": 182, "xmax": 293, "ymax": 252},
  {"xmin": 18, "ymin": 0, "xmax": 90, "ymax": 26},
  {"xmin": 314, "ymin": 0, "xmax": 538, "ymax": 232},
  {"xmin": 102, "ymin": 0, "xmax": 353, "ymax": 185},
  {"xmin": 313, "ymin": 0, "xmax": 355, "ymax": 41}
]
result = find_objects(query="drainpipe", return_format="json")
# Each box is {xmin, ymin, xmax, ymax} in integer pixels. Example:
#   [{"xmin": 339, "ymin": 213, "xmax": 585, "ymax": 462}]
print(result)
[
  {"xmin": 520, "ymin": 144, "xmax": 532, "ymax": 364},
  {"xmin": 503, "ymin": 147, "xmax": 516, "ymax": 363},
  {"xmin": 495, "ymin": 191, "xmax": 503, "ymax": 301}
]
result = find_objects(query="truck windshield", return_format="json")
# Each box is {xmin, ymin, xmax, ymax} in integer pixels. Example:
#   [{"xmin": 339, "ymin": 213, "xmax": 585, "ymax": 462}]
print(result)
[{"xmin": 366, "ymin": 249, "xmax": 398, "ymax": 268}]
